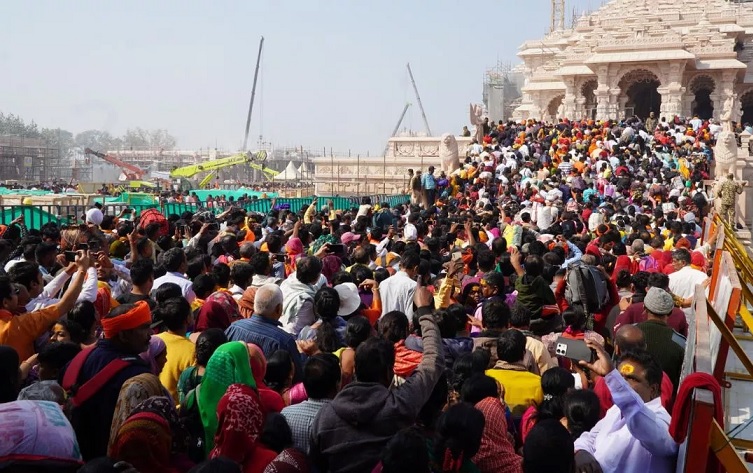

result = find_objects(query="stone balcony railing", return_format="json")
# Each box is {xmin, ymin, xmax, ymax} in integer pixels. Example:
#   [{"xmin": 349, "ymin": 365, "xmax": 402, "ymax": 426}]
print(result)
[{"xmin": 313, "ymin": 135, "xmax": 473, "ymax": 196}]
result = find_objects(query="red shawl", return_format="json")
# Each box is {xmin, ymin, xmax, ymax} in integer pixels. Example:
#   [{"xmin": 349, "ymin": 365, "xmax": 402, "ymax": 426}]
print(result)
[{"xmin": 473, "ymin": 397, "xmax": 523, "ymax": 473}]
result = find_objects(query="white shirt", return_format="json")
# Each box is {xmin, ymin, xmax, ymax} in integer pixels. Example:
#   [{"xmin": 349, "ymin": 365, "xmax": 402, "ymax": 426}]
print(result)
[
  {"xmin": 536, "ymin": 205, "xmax": 558, "ymax": 230},
  {"xmin": 356, "ymin": 204, "xmax": 372, "ymax": 218},
  {"xmin": 668, "ymin": 265, "xmax": 709, "ymax": 321},
  {"xmin": 229, "ymin": 284, "xmax": 245, "ymax": 301},
  {"xmin": 153, "ymin": 271, "xmax": 196, "ymax": 303},
  {"xmin": 574, "ymin": 370, "xmax": 677, "ymax": 473},
  {"xmin": 26, "ymin": 267, "xmax": 99, "ymax": 313},
  {"xmin": 379, "ymin": 271, "xmax": 417, "ymax": 320},
  {"xmin": 404, "ymin": 223, "xmax": 418, "ymax": 241},
  {"xmin": 495, "ymin": 163, "xmax": 507, "ymax": 180}
]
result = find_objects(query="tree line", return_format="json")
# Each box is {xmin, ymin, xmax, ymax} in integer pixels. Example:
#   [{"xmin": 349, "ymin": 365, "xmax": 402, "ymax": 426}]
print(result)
[{"xmin": 0, "ymin": 112, "xmax": 177, "ymax": 156}]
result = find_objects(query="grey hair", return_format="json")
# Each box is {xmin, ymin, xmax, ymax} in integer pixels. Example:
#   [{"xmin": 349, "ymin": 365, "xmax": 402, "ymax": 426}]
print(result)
[{"xmin": 254, "ymin": 283, "xmax": 283, "ymax": 317}]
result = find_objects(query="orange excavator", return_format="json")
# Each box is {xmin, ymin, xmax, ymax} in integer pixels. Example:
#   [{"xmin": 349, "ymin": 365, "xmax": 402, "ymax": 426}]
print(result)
[{"xmin": 84, "ymin": 148, "xmax": 147, "ymax": 181}]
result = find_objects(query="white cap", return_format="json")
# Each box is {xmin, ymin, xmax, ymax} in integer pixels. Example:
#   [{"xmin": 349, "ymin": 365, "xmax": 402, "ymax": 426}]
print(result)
[{"xmin": 85, "ymin": 208, "xmax": 104, "ymax": 226}]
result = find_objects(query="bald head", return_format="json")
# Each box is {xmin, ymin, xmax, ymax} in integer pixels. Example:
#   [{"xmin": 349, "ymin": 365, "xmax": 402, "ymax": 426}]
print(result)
[{"xmin": 615, "ymin": 325, "xmax": 646, "ymax": 355}]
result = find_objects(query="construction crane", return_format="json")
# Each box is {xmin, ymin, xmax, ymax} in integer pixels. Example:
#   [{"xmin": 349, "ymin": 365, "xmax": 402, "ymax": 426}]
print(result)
[
  {"xmin": 169, "ymin": 150, "xmax": 276, "ymax": 189},
  {"xmin": 383, "ymin": 103, "xmax": 411, "ymax": 157},
  {"xmin": 84, "ymin": 148, "xmax": 146, "ymax": 181},
  {"xmin": 551, "ymin": 0, "xmax": 566, "ymax": 32},
  {"xmin": 243, "ymin": 36, "xmax": 264, "ymax": 151},
  {"xmin": 406, "ymin": 63, "xmax": 432, "ymax": 136}
]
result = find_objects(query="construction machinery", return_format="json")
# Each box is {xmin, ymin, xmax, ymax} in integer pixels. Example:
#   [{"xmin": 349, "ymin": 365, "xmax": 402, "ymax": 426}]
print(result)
[
  {"xmin": 169, "ymin": 150, "xmax": 275, "ymax": 189},
  {"xmin": 84, "ymin": 148, "xmax": 147, "ymax": 181}
]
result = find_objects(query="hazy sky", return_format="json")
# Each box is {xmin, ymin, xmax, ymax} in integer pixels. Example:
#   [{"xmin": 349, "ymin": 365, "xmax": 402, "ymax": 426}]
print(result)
[{"xmin": 2, "ymin": 1, "xmax": 604, "ymax": 155}]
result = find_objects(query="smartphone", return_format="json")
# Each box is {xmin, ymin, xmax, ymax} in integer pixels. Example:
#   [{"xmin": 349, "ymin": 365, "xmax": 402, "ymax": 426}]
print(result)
[
  {"xmin": 554, "ymin": 337, "xmax": 594, "ymax": 363},
  {"xmin": 451, "ymin": 251, "xmax": 463, "ymax": 262},
  {"xmin": 64, "ymin": 251, "xmax": 77, "ymax": 263},
  {"xmin": 329, "ymin": 244, "xmax": 345, "ymax": 253},
  {"xmin": 210, "ymin": 222, "xmax": 220, "ymax": 230},
  {"xmin": 77, "ymin": 243, "xmax": 88, "ymax": 251},
  {"xmin": 275, "ymin": 253, "xmax": 287, "ymax": 263}
]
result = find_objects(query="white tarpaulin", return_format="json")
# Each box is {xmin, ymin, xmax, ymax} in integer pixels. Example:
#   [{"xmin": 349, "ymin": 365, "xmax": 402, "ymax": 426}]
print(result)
[{"xmin": 273, "ymin": 161, "xmax": 302, "ymax": 181}]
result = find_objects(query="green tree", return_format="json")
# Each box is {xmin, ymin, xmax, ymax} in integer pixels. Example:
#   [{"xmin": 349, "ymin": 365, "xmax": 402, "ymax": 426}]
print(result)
[
  {"xmin": 121, "ymin": 127, "xmax": 176, "ymax": 150},
  {"xmin": 40, "ymin": 128, "xmax": 75, "ymax": 157},
  {"xmin": 74, "ymin": 129, "xmax": 122, "ymax": 151},
  {"xmin": 0, "ymin": 113, "xmax": 40, "ymax": 137}
]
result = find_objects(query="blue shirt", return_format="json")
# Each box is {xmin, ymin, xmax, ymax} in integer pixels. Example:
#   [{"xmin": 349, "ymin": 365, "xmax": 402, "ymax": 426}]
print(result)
[
  {"xmin": 225, "ymin": 315, "xmax": 303, "ymax": 382},
  {"xmin": 421, "ymin": 173, "xmax": 436, "ymax": 190}
]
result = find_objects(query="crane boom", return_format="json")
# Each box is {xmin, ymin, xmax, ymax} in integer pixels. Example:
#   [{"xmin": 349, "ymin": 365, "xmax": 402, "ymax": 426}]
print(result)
[
  {"xmin": 169, "ymin": 150, "xmax": 272, "ymax": 179},
  {"xmin": 84, "ymin": 148, "xmax": 146, "ymax": 180},
  {"xmin": 406, "ymin": 63, "xmax": 432, "ymax": 136},
  {"xmin": 243, "ymin": 36, "xmax": 265, "ymax": 151}
]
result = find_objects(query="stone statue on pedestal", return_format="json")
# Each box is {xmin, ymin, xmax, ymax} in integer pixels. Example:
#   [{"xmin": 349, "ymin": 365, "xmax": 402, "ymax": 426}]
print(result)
[
  {"xmin": 715, "ymin": 94, "xmax": 741, "ymax": 182},
  {"xmin": 439, "ymin": 133, "xmax": 460, "ymax": 174},
  {"xmin": 469, "ymin": 103, "xmax": 485, "ymax": 143},
  {"xmin": 713, "ymin": 123, "xmax": 738, "ymax": 179},
  {"xmin": 720, "ymin": 94, "xmax": 740, "ymax": 123}
]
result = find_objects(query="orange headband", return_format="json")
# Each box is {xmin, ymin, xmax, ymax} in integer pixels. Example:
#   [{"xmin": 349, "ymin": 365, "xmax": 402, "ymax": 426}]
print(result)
[{"xmin": 102, "ymin": 300, "xmax": 152, "ymax": 339}]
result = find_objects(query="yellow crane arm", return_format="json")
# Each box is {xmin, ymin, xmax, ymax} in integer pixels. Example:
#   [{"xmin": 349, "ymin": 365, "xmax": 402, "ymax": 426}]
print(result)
[
  {"xmin": 249, "ymin": 162, "xmax": 280, "ymax": 178},
  {"xmin": 199, "ymin": 171, "xmax": 217, "ymax": 189},
  {"xmin": 169, "ymin": 151, "xmax": 268, "ymax": 178}
]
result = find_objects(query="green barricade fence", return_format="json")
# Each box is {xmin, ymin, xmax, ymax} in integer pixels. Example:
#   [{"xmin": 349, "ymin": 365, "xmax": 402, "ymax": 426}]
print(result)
[
  {"xmin": 0, "ymin": 194, "xmax": 411, "ymax": 229},
  {"xmin": 0, "ymin": 205, "xmax": 62, "ymax": 229}
]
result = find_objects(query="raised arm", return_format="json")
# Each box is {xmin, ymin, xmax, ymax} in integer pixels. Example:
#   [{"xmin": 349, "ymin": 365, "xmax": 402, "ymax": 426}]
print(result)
[{"xmin": 394, "ymin": 281, "xmax": 445, "ymax": 420}]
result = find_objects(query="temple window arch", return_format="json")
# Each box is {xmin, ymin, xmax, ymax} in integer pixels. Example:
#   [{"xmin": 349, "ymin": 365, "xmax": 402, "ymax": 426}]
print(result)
[
  {"xmin": 618, "ymin": 69, "xmax": 662, "ymax": 119},
  {"xmin": 580, "ymin": 79, "xmax": 598, "ymax": 119},
  {"xmin": 689, "ymin": 75, "xmax": 716, "ymax": 120}
]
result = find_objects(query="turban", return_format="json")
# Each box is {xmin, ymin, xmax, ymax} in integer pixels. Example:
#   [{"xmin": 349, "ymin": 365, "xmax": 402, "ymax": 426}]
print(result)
[
  {"xmin": 86, "ymin": 208, "xmax": 104, "ymax": 226},
  {"xmin": 102, "ymin": 301, "xmax": 152, "ymax": 339}
]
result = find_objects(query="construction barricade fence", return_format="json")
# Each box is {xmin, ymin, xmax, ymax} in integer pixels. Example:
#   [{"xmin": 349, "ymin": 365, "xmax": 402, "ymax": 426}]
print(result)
[{"xmin": 0, "ymin": 194, "xmax": 411, "ymax": 229}]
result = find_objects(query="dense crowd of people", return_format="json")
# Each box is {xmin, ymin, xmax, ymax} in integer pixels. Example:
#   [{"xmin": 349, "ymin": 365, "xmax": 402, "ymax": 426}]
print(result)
[{"xmin": 0, "ymin": 114, "xmax": 736, "ymax": 473}]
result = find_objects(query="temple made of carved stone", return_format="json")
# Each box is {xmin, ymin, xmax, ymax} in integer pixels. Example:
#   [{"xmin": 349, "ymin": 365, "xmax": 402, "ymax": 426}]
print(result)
[{"xmin": 512, "ymin": 0, "xmax": 753, "ymax": 123}]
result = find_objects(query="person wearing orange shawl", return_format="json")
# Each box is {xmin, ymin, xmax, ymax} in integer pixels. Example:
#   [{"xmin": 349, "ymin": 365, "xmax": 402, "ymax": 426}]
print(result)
[
  {"xmin": 62, "ymin": 301, "xmax": 153, "ymax": 460},
  {"xmin": 379, "ymin": 310, "xmax": 423, "ymax": 380}
]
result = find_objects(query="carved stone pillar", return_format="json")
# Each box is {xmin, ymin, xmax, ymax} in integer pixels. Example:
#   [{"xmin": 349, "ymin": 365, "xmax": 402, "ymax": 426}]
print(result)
[
  {"xmin": 608, "ymin": 88, "xmax": 621, "ymax": 118},
  {"xmin": 658, "ymin": 61, "xmax": 687, "ymax": 120},
  {"xmin": 682, "ymin": 92, "xmax": 695, "ymax": 118},
  {"xmin": 576, "ymin": 97, "xmax": 587, "ymax": 119},
  {"xmin": 710, "ymin": 92, "xmax": 721, "ymax": 120},
  {"xmin": 595, "ymin": 66, "xmax": 610, "ymax": 121},
  {"xmin": 737, "ymin": 130, "xmax": 753, "ymax": 227},
  {"xmin": 619, "ymin": 95, "xmax": 630, "ymax": 117},
  {"xmin": 562, "ymin": 77, "xmax": 578, "ymax": 119}
]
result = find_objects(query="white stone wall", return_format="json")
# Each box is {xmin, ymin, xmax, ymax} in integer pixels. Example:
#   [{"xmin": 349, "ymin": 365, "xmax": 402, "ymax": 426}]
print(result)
[{"xmin": 314, "ymin": 136, "xmax": 473, "ymax": 196}]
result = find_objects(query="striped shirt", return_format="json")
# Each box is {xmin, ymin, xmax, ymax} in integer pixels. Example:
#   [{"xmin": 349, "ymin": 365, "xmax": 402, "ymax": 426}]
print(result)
[
  {"xmin": 281, "ymin": 399, "xmax": 331, "ymax": 454},
  {"xmin": 225, "ymin": 314, "xmax": 303, "ymax": 382},
  {"xmin": 558, "ymin": 161, "xmax": 573, "ymax": 175}
]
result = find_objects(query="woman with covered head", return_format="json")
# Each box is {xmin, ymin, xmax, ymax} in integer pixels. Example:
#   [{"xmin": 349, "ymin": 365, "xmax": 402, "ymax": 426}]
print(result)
[
  {"xmin": 198, "ymin": 341, "xmax": 257, "ymax": 454},
  {"xmin": 110, "ymin": 396, "xmax": 192, "ymax": 473},
  {"xmin": 210, "ymin": 383, "xmax": 278, "ymax": 473},
  {"xmin": 429, "ymin": 402, "xmax": 485, "ymax": 473},
  {"xmin": 473, "ymin": 396, "xmax": 522, "ymax": 473},
  {"xmin": 108, "ymin": 373, "xmax": 168, "ymax": 455},
  {"xmin": 246, "ymin": 342, "xmax": 285, "ymax": 413}
]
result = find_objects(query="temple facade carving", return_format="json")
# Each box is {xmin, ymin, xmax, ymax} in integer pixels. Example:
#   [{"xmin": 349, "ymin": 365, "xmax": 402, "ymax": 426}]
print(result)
[{"xmin": 513, "ymin": 0, "xmax": 753, "ymax": 123}]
